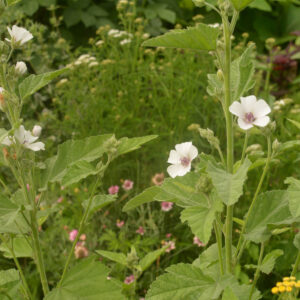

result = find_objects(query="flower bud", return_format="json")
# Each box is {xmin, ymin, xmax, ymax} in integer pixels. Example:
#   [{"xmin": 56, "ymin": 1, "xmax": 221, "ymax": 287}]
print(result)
[
  {"xmin": 272, "ymin": 138, "xmax": 281, "ymax": 153},
  {"xmin": 15, "ymin": 61, "xmax": 27, "ymax": 75},
  {"xmin": 266, "ymin": 37, "xmax": 276, "ymax": 50},
  {"xmin": 217, "ymin": 69, "xmax": 224, "ymax": 81},
  {"xmin": 192, "ymin": 0, "xmax": 205, "ymax": 7},
  {"xmin": 32, "ymin": 125, "xmax": 42, "ymax": 137}
]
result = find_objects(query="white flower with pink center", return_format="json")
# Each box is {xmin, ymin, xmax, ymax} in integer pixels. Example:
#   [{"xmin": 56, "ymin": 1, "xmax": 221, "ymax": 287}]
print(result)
[
  {"xmin": 161, "ymin": 201, "xmax": 173, "ymax": 212},
  {"xmin": 6, "ymin": 25, "xmax": 33, "ymax": 46},
  {"xmin": 167, "ymin": 142, "xmax": 198, "ymax": 178},
  {"xmin": 122, "ymin": 179, "xmax": 134, "ymax": 191},
  {"xmin": 229, "ymin": 95, "xmax": 271, "ymax": 130},
  {"xmin": 124, "ymin": 275, "xmax": 135, "ymax": 285}
]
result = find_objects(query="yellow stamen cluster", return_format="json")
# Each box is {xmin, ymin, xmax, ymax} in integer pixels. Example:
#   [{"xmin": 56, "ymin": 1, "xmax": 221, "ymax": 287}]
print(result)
[{"xmin": 271, "ymin": 276, "xmax": 299, "ymax": 294}]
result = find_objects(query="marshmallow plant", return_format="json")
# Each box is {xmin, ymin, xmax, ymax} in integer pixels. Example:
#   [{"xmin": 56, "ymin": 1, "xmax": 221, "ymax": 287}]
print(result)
[
  {"xmin": 0, "ymin": 3, "xmax": 156, "ymax": 300},
  {"xmin": 123, "ymin": 0, "xmax": 300, "ymax": 299}
]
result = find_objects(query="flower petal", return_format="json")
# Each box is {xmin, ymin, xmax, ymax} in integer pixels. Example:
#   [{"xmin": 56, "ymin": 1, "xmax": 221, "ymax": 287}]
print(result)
[
  {"xmin": 175, "ymin": 142, "xmax": 192, "ymax": 157},
  {"xmin": 2, "ymin": 136, "xmax": 13, "ymax": 146},
  {"xmin": 238, "ymin": 118, "xmax": 253, "ymax": 130},
  {"xmin": 14, "ymin": 126, "xmax": 26, "ymax": 144},
  {"xmin": 252, "ymin": 99, "xmax": 271, "ymax": 118},
  {"xmin": 229, "ymin": 101, "xmax": 244, "ymax": 117},
  {"xmin": 167, "ymin": 164, "xmax": 190, "ymax": 178},
  {"xmin": 188, "ymin": 145, "xmax": 198, "ymax": 160},
  {"xmin": 240, "ymin": 95, "xmax": 257, "ymax": 112},
  {"xmin": 167, "ymin": 150, "xmax": 181, "ymax": 164},
  {"xmin": 25, "ymin": 142, "xmax": 45, "ymax": 151},
  {"xmin": 253, "ymin": 116, "xmax": 270, "ymax": 127}
]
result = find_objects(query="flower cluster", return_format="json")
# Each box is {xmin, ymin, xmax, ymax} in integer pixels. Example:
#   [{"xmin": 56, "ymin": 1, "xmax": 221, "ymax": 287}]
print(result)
[
  {"xmin": 107, "ymin": 29, "xmax": 132, "ymax": 45},
  {"xmin": 67, "ymin": 54, "xmax": 99, "ymax": 69},
  {"xmin": 271, "ymin": 276, "xmax": 300, "ymax": 295}
]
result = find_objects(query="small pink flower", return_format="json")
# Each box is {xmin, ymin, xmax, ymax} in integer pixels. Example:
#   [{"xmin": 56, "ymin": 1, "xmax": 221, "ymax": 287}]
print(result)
[
  {"xmin": 57, "ymin": 196, "xmax": 63, "ymax": 203},
  {"xmin": 108, "ymin": 185, "xmax": 119, "ymax": 194},
  {"xmin": 166, "ymin": 233, "xmax": 172, "ymax": 238},
  {"xmin": 122, "ymin": 179, "xmax": 134, "ymax": 191},
  {"xmin": 116, "ymin": 220, "xmax": 125, "ymax": 228},
  {"xmin": 26, "ymin": 184, "xmax": 30, "ymax": 191},
  {"xmin": 161, "ymin": 202, "xmax": 173, "ymax": 212},
  {"xmin": 69, "ymin": 229, "xmax": 78, "ymax": 241},
  {"xmin": 74, "ymin": 242, "xmax": 89, "ymax": 259},
  {"xmin": 80, "ymin": 234, "xmax": 86, "ymax": 241},
  {"xmin": 193, "ymin": 236, "xmax": 206, "ymax": 247},
  {"xmin": 102, "ymin": 224, "xmax": 107, "ymax": 229},
  {"xmin": 124, "ymin": 274, "xmax": 135, "ymax": 285},
  {"xmin": 152, "ymin": 173, "xmax": 164, "ymax": 186},
  {"xmin": 162, "ymin": 240, "xmax": 176, "ymax": 253},
  {"xmin": 136, "ymin": 226, "xmax": 145, "ymax": 236}
]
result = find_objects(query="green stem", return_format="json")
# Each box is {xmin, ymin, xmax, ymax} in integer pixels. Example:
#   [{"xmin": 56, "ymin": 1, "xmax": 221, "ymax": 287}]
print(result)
[
  {"xmin": 249, "ymin": 242, "xmax": 264, "ymax": 300},
  {"xmin": 291, "ymin": 251, "xmax": 300, "ymax": 276},
  {"xmin": 241, "ymin": 131, "xmax": 249, "ymax": 165},
  {"xmin": 0, "ymin": 234, "xmax": 32, "ymax": 300},
  {"xmin": 214, "ymin": 220, "xmax": 224, "ymax": 275},
  {"xmin": 58, "ymin": 175, "xmax": 102, "ymax": 286},
  {"xmin": 235, "ymin": 136, "xmax": 272, "ymax": 261},
  {"xmin": 223, "ymin": 14, "xmax": 234, "ymax": 274}
]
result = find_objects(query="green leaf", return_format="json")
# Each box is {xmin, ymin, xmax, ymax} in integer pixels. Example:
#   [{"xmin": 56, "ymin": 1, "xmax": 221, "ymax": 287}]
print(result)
[
  {"xmin": 6, "ymin": 0, "xmax": 21, "ymax": 6},
  {"xmin": 207, "ymin": 158, "xmax": 251, "ymax": 205},
  {"xmin": 285, "ymin": 177, "xmax": 300, "ymax": 217},
  {"xmin": 294, "ymin": 231, "xmax": 300, "ymax": 250},
  {"xmin": 146, "ymin": 263, "xmax": 217, "ymax": 300},
  {"xmin": 260, "ymin": 249, "xmax": 283, "ymax": 274},
  {"xmin": 39, "ymin": 134, "xmax": 113, "ymax": 189},
  {"xmin": 19, "ymin": 68, "xmax": 67, "ymax": 100},
  {"xmin": 230, "ymin": 0, "xmax": 255, "ymax": 11},
  {"xmin": 222, "ymin": 287, "xmax": 239, "ymax": 300},
  {"xmin": 86, "ymin": 5, "xmax": 108, "ymax": 17},
  {"xmin": 63, "ymin": 7, "xmax": 82, "ymax": 27},
  {"xmin": 0, "ymin": 236, "xmax": 33, "ymax": 258},
  {"xmin": 287, "ymin": 118, "xmax": 300, "ymax": 130},
  {"xmin": 231, "ymin": 45, "xmax": 255, "ymax": 102},
  {"xmin": 96, "ymin": 250, "xmax": 127, "ymax": 266},
  {"xmin": 0, "ymin": 269, "xmax": 19, "ymax": 286},
  {"xmin": 82, "ymin": 194, "xmax": 117, "ymax": 215},
  {"xmin": 248, "ymin": 0, "xmax": 272, "ymax": 11},
  {"xmin": 45, "ymin": 258, "xmax": 123, "ymax": 300},
  {"xmin": 139, "ymin": 247, "xmax": 167, "ymax": 272},
  {"xmin": 277, "ymin": 140, "xmax": 300, "ymax": 154},
  {"xmin": 180, "ymin": 191, "xmax": 223, "ymax": 244},
  {"xmin": 143, "ymin": 24, "xmax": 219, "ymax": 51},
  {"xmin": 0, "ymin": 193, "xmax": 20, "ymax": 225},
  {"xmin": 244, "ymin": 191, "xmax": 295, "ymax": 243},
  {"xmin": 158, "ymin": 9, "xmax": 176, "ymax": 23},
  {"xmin": 222, "ymin": 283, "xmax": 261, "ymax": 300},
  {"xmin": 116, "ymin": 135, "xmax": 157, "ymax": 156}
]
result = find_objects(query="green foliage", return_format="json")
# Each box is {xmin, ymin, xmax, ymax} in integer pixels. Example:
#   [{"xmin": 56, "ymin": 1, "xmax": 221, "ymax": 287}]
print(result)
[
  {"xmin": 82, "ymin": 194, "xmax": 117, "ymax": 216},
  {"xmin": 285, "ymin": 177, "xmax": 300, "ymax": 218},
  {"xmin": 96, "ymin": 250, "xmax": 127, "ymax": 266},
  {"xmin": 139, "ymin": 246, "xmax": 167, "ymax": 272},
  {"xmin": 0, "ymin": 269, "xmax": 19, "ymax": 285},
  {"xmin": 44, "ymin": 258, "xmax": 124, "ymax": 300},
  {"xmin": 19, "ymin": 68, "xmax": 67, "ymax": 100},
  {"xmin": 206, "ymin": 158, "xmax": 251, "ymax": 206},
  {"xmin": 143, "ymin": 24, "xmax": 219, "ymax": 51},
  {"xmin": 230, "ymin": 0, "xmax": 255, "ymax": 11},
  {"xmin": 0, "ymin": 236, "xmax": 33, "ymax": 258},
  {"xmin": 260, "ymin": 249, "xmax": 283, "ymax": 274},
  {"xmin": 244, "ymin": 191, "xmax": 296, "ymax": 243}
]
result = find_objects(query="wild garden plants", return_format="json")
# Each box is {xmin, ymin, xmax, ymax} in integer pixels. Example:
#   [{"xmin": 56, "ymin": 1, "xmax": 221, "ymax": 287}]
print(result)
[{"xmin": 1, "ymin": 0, "xmax": 300, "ymax": 300}]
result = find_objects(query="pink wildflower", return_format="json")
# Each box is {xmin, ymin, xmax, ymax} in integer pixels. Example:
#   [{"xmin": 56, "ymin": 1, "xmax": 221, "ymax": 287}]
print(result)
[
  {"xmin": 122, "ymin": 179, "xmax": 134, "ymax": 191},
  {"xmin": 69, "ymin": 229, "xmax": 78, "ymax": 241},
  {"xmin": 108, "ymin": 185, "xmax": 119, "ymax": 194},
  {"xmin": 151, "ymin": 173, "xmax": 164, "ymax": 186},
  {"xmin": 116, "ymin": 220, "xmax": 125, "ymax": 228},
  {"xmin": 80, "ymin": 234, "xmax": 86, "ymax": 241},
  {"xmin": 136, "ymin": 226, "xmax": 145, "ymax": 236},
  {"xmin": 161, "ymin": 201, "xmax": 173, "ymax": 212},
  {"xmin": 124, "ymin": 274, "xmax": 135, "ymax": 285},
  {"xmin": 57, "ymin": 196, "xmax": 63, "ymax": 203},
  {"xmin": 193, "ymin": 237, "xmax": 206, "ymax": 247},
  {"xmin": 166, "ymin": 233, "xmax": 172, "ymax": 238},
  {"xmin": 162, "ymin": 240, "xmax": 176, "ymax": 253},
  {"xmin": 26, "ymin": 184, "xmax": 30, "ymax": 191},
  {"xmin": 74, "ymin": 242, "xmax": 89, "ymax": 259}
]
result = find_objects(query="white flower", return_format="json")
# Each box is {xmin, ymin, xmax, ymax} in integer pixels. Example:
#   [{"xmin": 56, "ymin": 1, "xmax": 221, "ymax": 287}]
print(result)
[
  {"xmin": 108, "ymin": 29, "xmax": 120, "ymax": 36},
  {"xmin": 32, "ymin": 125, "xmax": 42, "ymax": 137},
  {"xmin": 229, "ymin": 95, "xmax": 271, "ymax": 130},
  {"xmin": 208, "ymin": 23, "xmax": 220, "ymax": 28},
  {"xmin": 89, "ymin": 61, "xmax": 99, "ymax": 67},
  {"xmin": 96, "ymin": 40, "xmax": 104, "ymax": 46},
  {"xmin": 120, "ymin": 39, "xmax": 131, "ymax": 45},
  {"xmin": 6, "ymin": 25, "xmax": 33, "ymax": 46},
  {"xmin": 2, "ymin": 125, "xmax": 45, "ymax": 151},
  {"xmin": 167, "ymin": 142, "xmax": 198, "ymax": 178},
  {"xmin": 15, "ymin": 61, "xmax": 27, "ymax": 74}
]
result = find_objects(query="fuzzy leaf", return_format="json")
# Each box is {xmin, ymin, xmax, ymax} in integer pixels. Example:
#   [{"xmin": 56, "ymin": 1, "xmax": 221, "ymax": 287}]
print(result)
[
  {"xmin": 19, "ymin": 69, "xmax": 67, "ymax": 100},
  {"xmin": 180, "ymin": 191, "xmax": 223, "ymax": 243},
  {"xmin": 139, "ymin": 246, "xmax": 168, "ymax": 272},
  {"xmin": 0, "ymin": 236, "xmax": 33, "ymax": 258},
  {"xmin": 206, "ymin": 158, "xmax": 251, "ymax": 205},
  {"xmin": 260, "ymin": 249, "xmax": 283, "ymax": 274},
  {"xmin": 285, "ymin": 177, "xmax": 300, "ymax": 217},
  {"xmin": 230, "ymin": 0, "xmax": 255, "ymax": 10},
  {"xmin": 0, "ymin": 269, "xmax": 19, "ymax": 286},
  {"xmin": 96, "ymin": 250, "xmax": 127, "ymax": 266},
  {"xmin": 143, "ymin": 24, "xmax": 219, "ymax": 51},
  {"xmin": 244, "ymin": 191, "xmax": 295, "ymax": 243},
  {"xmin": 44, "ymin": 258, "xmax": 123, "ymax": 300},
  {"xmin": 82, "ymin": 194, "xmax": 117, "ymax": 215},
  {"xmin": 294, "ymin": 232, "xmax": 300, "ymax": 250},
  {"xmin": 231, "ymin": 45, "xmax": 255, "ymax": 102}
]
